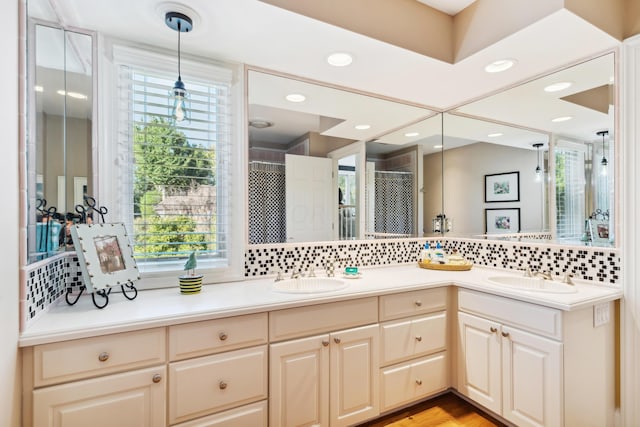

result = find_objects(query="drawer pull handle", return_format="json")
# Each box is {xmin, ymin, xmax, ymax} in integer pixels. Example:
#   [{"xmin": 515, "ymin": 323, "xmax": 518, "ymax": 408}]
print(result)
[
  {"xmin": 98, "ymin": 352, "xmax": 109, "ymax": 362},
  {"xmin": 152, "ymin": 374, "xmax": 162, "ymax": 383},
  {"xmin": 415, "ymin": 379, "xmax": 423, "ymax": 386},
  {"xmin": 219, "ymin": 381, "xmax": 228, "ymax": 390},
  {"xmin": 490, "ymin": 327, "xmax": 498, "ymax": 333},
  {"xmin": 219, "ymin": 332, "xmax": 228, "ymax": 341},
  {"xmin": 501, "ymin": 331, "xmax": 510, "ymax": 338},
  {"xmin": 334, "ymin": 338, "xmax": 341, "ymax": 344},
  {"xmin": 322, "ymin": 340, "xmax": 330, "ymax": 347},
  {"xmin": 415, "ymin": 336, "xmax": 422, "ymax": 342},
  {"xmin": 415, "ymin": 300, "xmax": 423, "ymax": 307}
]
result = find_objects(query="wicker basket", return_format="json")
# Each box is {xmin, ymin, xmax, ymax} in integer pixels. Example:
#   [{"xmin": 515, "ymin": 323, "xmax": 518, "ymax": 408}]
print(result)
[{"xmin": 418, "ymin": 260, "xmax": 473, "ymax": 271}]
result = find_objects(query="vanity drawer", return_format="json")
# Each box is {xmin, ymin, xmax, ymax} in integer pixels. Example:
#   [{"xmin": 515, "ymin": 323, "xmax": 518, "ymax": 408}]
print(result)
[
  {"xmin": 32, "ymin": 328, "xmax": 166, "ymax": 387},
  {"xmin": 169, "ymin": 345, "xmax": 268, "ymax": 424},
  {"xmin": 269, "ymin": 297, "xmax": 378, "ymax": 341},
  {"xmin": 380, "ymin": 312, "xmax": 447, "ymax": 366},
  {"xmin": 458, "ymin": 289, "xmax": 562, "ymax": 339},
  {"xmin": 172, "ymin": 401, "xmax": 267, "ymax": 427},
  {"xmin": 169, "ymin": 313, "xmax": 268, "ymax": 361},
  {"xmin": 379, "ymin": 287, "xmax": 448, "ymax": 321},
  {"xmin": 380, "ymin": 352, "xmax": 448, "ymax": 412}
]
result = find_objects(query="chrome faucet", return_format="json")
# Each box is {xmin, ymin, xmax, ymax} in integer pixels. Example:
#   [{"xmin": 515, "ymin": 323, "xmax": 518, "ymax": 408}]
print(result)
[
  {"xmin": 291, "ymin": 266, "xmax": 303, "ymax": 279},
  {"xmin": 274, "ymin": 270, "xmax": 284, "ymax": 282},
  {"xmin": 562, "ymin": 272, "xmax": 575, "ymax": 285},
  {"xmin": 533, "ymin": 270, "xmax": 553, "ymax": 280},
  {"xmin": 523, "ymin": 267, "xmax": 534, "ymax": 277}
]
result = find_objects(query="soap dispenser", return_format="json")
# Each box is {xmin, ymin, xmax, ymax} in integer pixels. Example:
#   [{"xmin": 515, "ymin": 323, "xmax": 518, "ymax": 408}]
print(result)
[
  {"xmin": 420, "ymin": 243, "xmax": 431, "ymax": 262},
  {"xmin": 432, "ymin": 242, "xmax": 446, "ymax": 263}
]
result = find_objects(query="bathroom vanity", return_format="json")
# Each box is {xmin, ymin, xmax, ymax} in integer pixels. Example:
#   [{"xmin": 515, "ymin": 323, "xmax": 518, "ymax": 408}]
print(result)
[{"xmin": 20, "ymin": 265, "xmax": 620, "ymax": 427}]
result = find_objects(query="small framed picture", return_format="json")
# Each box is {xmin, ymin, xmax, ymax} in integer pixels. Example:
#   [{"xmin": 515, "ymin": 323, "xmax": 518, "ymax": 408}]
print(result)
[
  {"xmin": 589, "ymin": 219, "xmax": 610, "ymax": 244},
  {"xmin": 71, "ymin": 223, "xmax": 140, "ymax": 293},
  {"xmin": 485, "ymin": 208, "xmax": 521, "ymax": 234},
  {"xmin": 485, "ymin": 171, "xmax": 520, "ymax": 203}
]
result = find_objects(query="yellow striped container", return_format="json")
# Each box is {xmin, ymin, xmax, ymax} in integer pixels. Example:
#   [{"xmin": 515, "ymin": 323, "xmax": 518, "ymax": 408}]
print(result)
[{"xmin": 179, "ymin": 275, "xmax": 203, "ymax": 294}]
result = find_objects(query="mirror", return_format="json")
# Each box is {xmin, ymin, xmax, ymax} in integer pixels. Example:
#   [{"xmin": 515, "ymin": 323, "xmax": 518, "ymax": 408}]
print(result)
[
  {"xmin": 247, "ymin": 69, "xmax": 437, "ymax": 244},
  {"xmin": 447, "ymin": 52, "xmax": 614, "ymax": 246},
  {"xmin": 26, "ymin": 14, "xmax": 94, "ymax": 262}
]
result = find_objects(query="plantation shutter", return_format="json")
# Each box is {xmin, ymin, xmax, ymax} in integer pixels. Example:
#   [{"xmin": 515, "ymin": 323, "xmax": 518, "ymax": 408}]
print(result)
[
  {"xmin": 555, "ymin": 146, "xmax": 585, "ymax": 239},
  {"xmin": 117, "ymin": 58, "xmax": 233, "ymax": 271}
]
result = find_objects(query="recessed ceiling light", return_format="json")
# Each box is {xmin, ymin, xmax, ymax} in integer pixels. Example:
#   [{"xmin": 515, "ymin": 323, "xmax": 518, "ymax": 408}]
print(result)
[
  {"xmin": 484, "ymin": 59, "xmax": 517, "ymax": 73},
  {"xmin": 249, "ymin": 119, "xmax": 274, "ymax": 129},
  {"xmin": 327, "ymin": 52, "xmax": 353, "ymax": 67},
  {"xmin": 355, "ymin": 124, "xmax": 370, "ymax": 130},
  {"xmin": 544, "ymin": 81, "xmax": 572, "ymax": 92},
  {"xmin": 34, "ymin": 85, "xmax": 43, "ymax": 92},
  {"xmin": 551, "ymin": 116, "xmax": 573, "ymax": 122},
  {"xmin": 434, "ymin": 145, "xmax": 443, "ymax": 149},
  {"xmin": 67, "ymin": 92, "xmax": 88, "ymax": 100},
  {"xmin": 285, "ymin": 93, "xmax": 306, "ymax": 103},
  {"xmin": 487, "ymin": 132, "xmax": 503, "ymax": 137},
  {"xmin": 404, "ymin": 132, "xmax": 420, "ymax": 137}
]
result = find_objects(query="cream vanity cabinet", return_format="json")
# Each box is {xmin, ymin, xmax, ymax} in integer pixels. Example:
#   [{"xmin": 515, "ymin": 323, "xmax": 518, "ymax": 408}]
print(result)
[
  {"xmin": 378, "ymin": 288, "xmax": 449, "ymax": 412},
  {"xmin": 24, "ymin": 328, "xmax": 167, "ymax": 427},
  {"xmin": 167, "ymin": 312, "xmax": 269, "ymax": 426},
  {"xmin": 456, "ymin": 289, "xmax": 616, "ymax": 427},
  {"xmin": 269, "ymin": 297, "xmax": 380, "ymax": 427}
]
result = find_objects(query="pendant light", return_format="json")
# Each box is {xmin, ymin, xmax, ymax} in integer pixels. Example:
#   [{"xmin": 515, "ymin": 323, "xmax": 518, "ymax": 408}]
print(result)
[
  {"xmin": 533, "ymin": 143, "xmax": 543, "ymax": 181},
  {"xmin": 165, "ymin": 12, "xmax": 193, "ymax": 123},
  {"xmin": 597, "ymin": 130, "xmax": 609, "ymax": 176}
]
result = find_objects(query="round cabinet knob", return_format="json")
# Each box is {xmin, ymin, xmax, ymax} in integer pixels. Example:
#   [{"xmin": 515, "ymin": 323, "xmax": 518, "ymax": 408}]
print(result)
[
  {"xmin": 490, "ymin": 327, "xmax": 498, "ymax": 333},
  {"xmin": 322, "ymin": 340, "xmax": 330, "ymax": 347},
  {"xmin": 219, "ymin": 332, "xmax": 228, "ymax": 341},
  {"xmin": 415, "ymin": 379, "xmax": 423, "ymax": 386},
  {"xmin": 152, "ymin": 374, "xmax": 162, "ymax": 383},
  {"xmin": 98, "ymin": 352, "xmax": 109, "ymax": 362},
  {"xmin": 334, "ymin": 338, "xmax": 341, "ymax": 344},
  {"xmin": 501, "ymin": 331, "xmax": 510, "ymax": 338},
  {"xmin": 219, "ymin": 381, "xmax": 228, "ymax": 390},
  {"xmin": 415, "ymin": 336, "xmax": 422, "ymax": 342},
  {"xmin": 415, "ymin": 300, "xmax": 423, "ymax": 307}
]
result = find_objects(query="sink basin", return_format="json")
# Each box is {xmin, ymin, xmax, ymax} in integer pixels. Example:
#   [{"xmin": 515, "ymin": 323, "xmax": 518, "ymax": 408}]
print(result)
[
  {"xmin": 487, "ymin": 275, "xmax": 578, "ymax": 294},
  {"xmin": 272, "ymin": 277, "xmax": 348, "ymax": 293}
]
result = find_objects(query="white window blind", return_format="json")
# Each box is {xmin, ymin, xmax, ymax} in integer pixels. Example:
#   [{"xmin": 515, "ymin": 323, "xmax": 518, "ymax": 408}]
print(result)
[
  {"xmin": 116, "ymin": 60, "xmax": 233, "ymax": 274},
  {"xmin": 555, "ymin": 146, "xmax": 585, "ymax": 239}
]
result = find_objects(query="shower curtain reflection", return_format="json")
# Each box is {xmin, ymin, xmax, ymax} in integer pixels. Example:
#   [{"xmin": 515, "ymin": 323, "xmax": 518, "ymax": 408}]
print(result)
[
  {"xmin": 248, "ymin": 161, "xmax": 285, "ymax": 244},
  {"xmin": 373, "ymin": 171, "xmax": 414, "ymax": 237}
]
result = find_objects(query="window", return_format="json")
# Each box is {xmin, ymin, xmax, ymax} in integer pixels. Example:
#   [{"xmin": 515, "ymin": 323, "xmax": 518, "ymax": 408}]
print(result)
[
  {"xmin": 110, "ymin": 46, "xmax": 241, "ymax": 285},
  {"xmin": 555, "ymin": 144, "xmax": 586, "ymax": 239}
]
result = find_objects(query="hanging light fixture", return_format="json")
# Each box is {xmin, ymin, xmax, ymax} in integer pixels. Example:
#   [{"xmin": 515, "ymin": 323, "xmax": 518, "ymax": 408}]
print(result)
[
  {"xmin": 597, "ymin": 130, "xmax": 609, "ymax": 176},
  {"xmin": 165, "ymin": 11, "xmax": 193, "ymax": 123},
  {"xmin": 533, "ymin": 143, "xmax": 543, "ymax": 181}
]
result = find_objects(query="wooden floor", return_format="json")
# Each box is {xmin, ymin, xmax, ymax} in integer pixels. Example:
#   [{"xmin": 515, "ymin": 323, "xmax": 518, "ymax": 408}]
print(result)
[{"xmin": 358, "ymin": 393, "xmax": 508, "ymax": 427}]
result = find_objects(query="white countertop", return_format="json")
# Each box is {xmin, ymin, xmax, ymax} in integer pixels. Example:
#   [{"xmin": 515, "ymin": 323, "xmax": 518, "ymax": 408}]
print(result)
[{"xmin": 19, "ymin": 264, "xmax": 622, "ymax": 347}]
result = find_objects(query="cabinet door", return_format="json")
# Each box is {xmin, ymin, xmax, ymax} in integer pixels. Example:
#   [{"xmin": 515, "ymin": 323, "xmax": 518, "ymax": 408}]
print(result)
[
  {"xmin": 330, "ymin": 324, "xmax": 380, "ymax": 427},
  {"xmin": 33, "ymin": 366, "xmax": 166, "ymax": 427},
  {"xmin": 270, "ymin": 334, "xmax": 330, "ymax": 427},
  {"xmin": 457, "ymin": 312, "xmax": 502, "ymax": 414},
  {"xmin": 501, "ymin": 325, "xmax": 562, "ymax": 427}
]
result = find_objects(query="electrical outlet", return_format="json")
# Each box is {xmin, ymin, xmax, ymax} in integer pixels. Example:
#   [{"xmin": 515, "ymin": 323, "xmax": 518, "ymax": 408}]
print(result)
[{"xmin": 593, "ymin": 302, "xmax": 610, "ymax": 327}]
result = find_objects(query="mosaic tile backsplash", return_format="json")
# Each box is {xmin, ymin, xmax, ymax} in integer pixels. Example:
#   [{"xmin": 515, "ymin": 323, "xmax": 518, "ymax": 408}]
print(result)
[{"xmin": 24, "ymin": 238, "xmax": 621, "ymax": 328}]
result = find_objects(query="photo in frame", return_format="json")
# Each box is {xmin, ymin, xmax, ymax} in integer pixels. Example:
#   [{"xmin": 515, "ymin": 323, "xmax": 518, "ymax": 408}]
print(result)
[
  {"xmin": 485, "ymin": 171, "xmax": 520, "ymax": 203},
  {"xmin": 589, "ymin": 219, "xmax": 610, "ymax": 244},
  {"xmin": 485, "ymin": 208, "xmax": 521, "ymax": 234},
  {"xmin": 71, "ymin": 223, "xmax": 140, "ymax": 293}
]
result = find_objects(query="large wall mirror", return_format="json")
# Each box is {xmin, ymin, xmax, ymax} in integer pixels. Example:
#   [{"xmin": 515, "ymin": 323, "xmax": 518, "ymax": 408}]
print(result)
[
  {"xmin": 444, "ymin": 52, "xmax": 615, "ymax": 247},
  {"xmin": 26, "ymin": 3, "xmax": 94, "ymax": 263},
  {"xmin": 247, "ymin": 69, "xmax": 439, "ymax": 244}
]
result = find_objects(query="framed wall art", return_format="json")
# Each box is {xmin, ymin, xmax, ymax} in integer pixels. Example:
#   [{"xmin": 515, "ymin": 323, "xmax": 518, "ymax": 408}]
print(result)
[
  {"xmin": 485, "ymin": 208, "xmax": 521, "ymax": 234},
  {"xmin": 485, "ymin": 171, "xmax": 520, "ymax": 202}
]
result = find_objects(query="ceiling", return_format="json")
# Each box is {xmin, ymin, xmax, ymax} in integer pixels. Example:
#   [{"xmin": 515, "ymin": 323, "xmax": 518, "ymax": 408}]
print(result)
[
  {"xmin": 30, "ymin": 0, "xmax": 617, "ymax": 154},
  {"xmin": 29, "ymin": 0, "xmax": 620, "ymax": 111}
]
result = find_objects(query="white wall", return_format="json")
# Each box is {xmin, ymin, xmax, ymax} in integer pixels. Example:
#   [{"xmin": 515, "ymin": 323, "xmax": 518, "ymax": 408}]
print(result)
[
  {"xmin": 427, "ymin": 142, "xmax": 544, "ymax": 236},
  {"xmin": 0, "ymin": 0, "xmax": 22, "ymax": 426}
]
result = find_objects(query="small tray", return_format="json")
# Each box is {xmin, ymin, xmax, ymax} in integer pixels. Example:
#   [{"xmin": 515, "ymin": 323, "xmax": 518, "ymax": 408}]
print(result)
[{"xmin": 418, "ymin": 260, "xmax": 473, "ymax": 271}]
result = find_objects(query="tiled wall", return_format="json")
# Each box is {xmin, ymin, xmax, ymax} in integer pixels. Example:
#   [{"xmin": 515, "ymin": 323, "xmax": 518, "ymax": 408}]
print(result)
[{"xmin": 23, "ymin": 237, "xmax": 621, "ymax": 328}]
